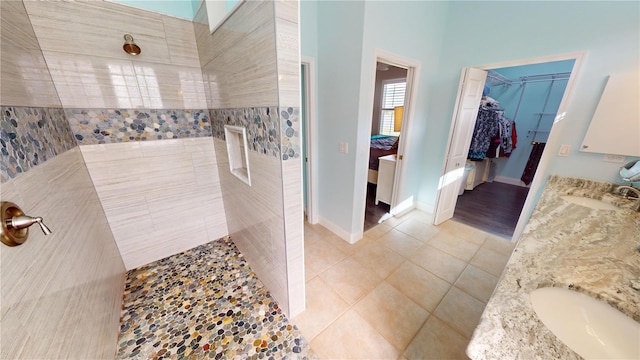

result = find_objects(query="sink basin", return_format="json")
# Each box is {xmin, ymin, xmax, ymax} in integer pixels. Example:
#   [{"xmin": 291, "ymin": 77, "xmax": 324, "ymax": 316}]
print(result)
[
  {"xmin": 560, "ymin": 195, "xmax": 619, "ymax": 210},
  {"xmin": 530, "ymin": 287, "xmax": 640, "ymax": 359}
]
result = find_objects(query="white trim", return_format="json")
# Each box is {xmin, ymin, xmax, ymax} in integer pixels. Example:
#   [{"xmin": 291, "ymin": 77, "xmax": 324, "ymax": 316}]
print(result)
[
  {"xmin": 301, "ymin": 56, "xmax": 318, "ymax": 224},
  {"xmin": 372, "ymin": 48, "xmax": 421, "ymax": 217},
  {"xmin": 318, "ymin": 216, "xmax": 363, "ymax": 244},
  {"xmin": 493, "ymin": 176, "xmax": 529, "ymax": 187}
]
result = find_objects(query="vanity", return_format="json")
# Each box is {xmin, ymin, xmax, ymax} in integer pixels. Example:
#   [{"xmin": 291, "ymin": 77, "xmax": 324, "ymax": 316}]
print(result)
[{"xmin": 466, "ymin": 175, "xmax": 640, "ymax": 359}]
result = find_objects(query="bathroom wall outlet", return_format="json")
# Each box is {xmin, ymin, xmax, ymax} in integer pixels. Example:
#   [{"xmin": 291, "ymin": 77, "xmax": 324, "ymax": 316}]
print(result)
[
  {"xmin": 558, "ymin": 144, "xmax": 571, "ymax": 157},
  {"xmin": 603, "ymin": 154, "xmax": 626, "ymax": 163},
  {"xmin": 339, "ymin": 142, "xmax": 348, "ymax": 154}
]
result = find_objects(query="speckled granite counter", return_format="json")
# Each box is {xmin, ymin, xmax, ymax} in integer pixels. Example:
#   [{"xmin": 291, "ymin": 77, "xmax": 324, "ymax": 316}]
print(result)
[{"xmin": 467, "ymin": 175, "xmax": 640, "ymax": 359}]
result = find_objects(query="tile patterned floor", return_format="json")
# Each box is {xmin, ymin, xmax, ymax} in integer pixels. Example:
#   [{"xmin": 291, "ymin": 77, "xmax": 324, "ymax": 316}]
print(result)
[
  {"xmin": 294, "ymin": 210, "xmax": 515, "ymax": 359},
  {"xmin": 116, "ymin": 237, "xmax": 314, "ymax": 360}
]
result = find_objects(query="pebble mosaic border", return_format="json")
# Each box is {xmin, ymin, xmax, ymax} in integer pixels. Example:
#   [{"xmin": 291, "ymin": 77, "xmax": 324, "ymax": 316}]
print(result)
[
  {"xmin": 65, "ymin": 108, "xmax": 211, "ymax": 145},
  {"xmin": 117, "ymin": 237, "xmax": 314, "ymax": 360},
  {"xmin": 1, "ymin": 106, "xmax": 76, "ymax": 182},
  {"xmin": 280, "ymin": 107, "xmax": 300, "ymax": 161},
  {"xmin": 210, "ymin": 107, "xmax": 281, "ymax": 158},
  {"xmin": 210, "ymin": 106, "xmax": 300, "ymax": 161}
]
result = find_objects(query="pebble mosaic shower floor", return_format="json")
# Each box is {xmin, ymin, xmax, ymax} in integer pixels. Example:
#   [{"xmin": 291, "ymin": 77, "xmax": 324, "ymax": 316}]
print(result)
[{"xmin": 116, "ymin": 237, "xmax": 315, "ymax": 359}]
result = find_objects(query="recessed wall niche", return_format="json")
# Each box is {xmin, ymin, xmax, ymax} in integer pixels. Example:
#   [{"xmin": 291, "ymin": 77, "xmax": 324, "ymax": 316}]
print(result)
[{"xmin": 224, "ymin": 125, "xmax": 251, "ymax": 186}]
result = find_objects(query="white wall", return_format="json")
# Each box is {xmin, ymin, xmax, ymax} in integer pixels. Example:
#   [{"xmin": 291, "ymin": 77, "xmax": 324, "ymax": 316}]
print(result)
[
  {"xmin": 418, "ymin": 1, "xmax": 640, "ymax": 212},
  {"xmin": 315, "ymin": 1, "xmax": 366, "ymax": 237}
]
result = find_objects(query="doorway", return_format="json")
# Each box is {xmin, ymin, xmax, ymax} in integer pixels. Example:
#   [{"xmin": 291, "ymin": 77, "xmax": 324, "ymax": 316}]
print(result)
[
  {"xmin": 301, "ymin": 57, "xmax": 318, "ymax": 224},
  {"xmin": 454, "ymin": 61, "xmax": 574, "ymax": 238},
  {"xmin": 364, "ymin": 62, "xmax": 407, "ymax": 231},
  {"xmin": 434, "ymin": 54, "xmax": 584, "ymax": 241}
]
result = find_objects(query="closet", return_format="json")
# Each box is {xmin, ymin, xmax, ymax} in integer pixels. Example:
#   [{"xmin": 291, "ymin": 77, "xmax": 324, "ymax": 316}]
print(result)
[{"xmin": 453, "ymin": 60, "xmax": 575, "ymax": 238}]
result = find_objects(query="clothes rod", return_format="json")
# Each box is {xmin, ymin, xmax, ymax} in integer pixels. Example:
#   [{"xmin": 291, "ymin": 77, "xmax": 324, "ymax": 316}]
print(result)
[{"xmin": 531, "ymin": 141, "xmax": 546, "ymax": 145}]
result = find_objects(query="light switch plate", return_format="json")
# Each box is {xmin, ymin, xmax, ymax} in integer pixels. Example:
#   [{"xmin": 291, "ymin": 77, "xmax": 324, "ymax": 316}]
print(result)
[
  {"xmin": 603, "ymin": 154, "xmax": 626, "ymax": 163},
  {"xmin": 558, "ymin": 144, "xmax": 571, "ymax": 157},
  {"xmin": 339, "ymin": 142, "xmax": 348, "ymax": 154}
]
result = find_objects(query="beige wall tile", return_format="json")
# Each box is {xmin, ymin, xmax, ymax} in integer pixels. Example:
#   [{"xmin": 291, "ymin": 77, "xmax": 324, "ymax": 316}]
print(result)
[
  {"xmin": 23, "ymin": 0, "xmax": 203, "ymax": 110},
  {"xmin": 213, "ymin": 139, "xmax": 292, "ymax": 315},
  {"xmin": 274, "ymin": 0, "xmax": 300, "ymax": 107},
  {"xmin": 81, "ymin": 138, "xmax": 228, "ymax": 269},
  {"xmin": 24, "ymin": 0, "xmax": 170, "ymax": 63},
  {"xmin": 43, "ymin": 51, "xmax": 143, "ymax": 109},
  {"xmin": 0, "ymin": 1, "xmax": 61, "ymax": 107},
  {"xmin": 197, "ymin": 1, "xmax": 278, "ymax": 108},
  {"xmin": 1, "ymin": 149, "xmax": 125, "ymax": 359},
  {"xmin": 162, "ymin": 15, "xmax": 201, "ymax": 68}
]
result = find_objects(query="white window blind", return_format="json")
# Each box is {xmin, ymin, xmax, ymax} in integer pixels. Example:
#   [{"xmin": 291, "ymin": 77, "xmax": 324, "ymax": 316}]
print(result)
[{"xmin": 380, "ymin": 81, "xmax": 406, "ymax": 136}]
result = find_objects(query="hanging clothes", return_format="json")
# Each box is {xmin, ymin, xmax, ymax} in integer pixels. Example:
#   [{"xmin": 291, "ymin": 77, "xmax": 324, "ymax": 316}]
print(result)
[
  {"xmin": 521, "ymin": 142, "xmax": 546, "ymax": 185},
  {"xmin": 468, "ymin": 107, "xmax": 500, "ymax": 160}
]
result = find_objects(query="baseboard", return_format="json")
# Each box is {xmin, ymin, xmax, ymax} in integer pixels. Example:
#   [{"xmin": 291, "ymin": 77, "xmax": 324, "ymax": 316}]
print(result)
[
  {"xmin": 416, "ymin": 201, "xmax": 435, "ymax": 214},
  {"xmin": 494, "ymin": 176, "xmax": 529, "ymax": 187},
  {"xmin": 318, "ymin": 216, "xmax": 363, "ymax": 244}
]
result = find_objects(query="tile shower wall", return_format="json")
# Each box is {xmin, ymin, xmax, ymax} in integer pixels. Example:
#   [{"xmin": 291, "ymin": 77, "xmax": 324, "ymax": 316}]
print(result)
[
  {"xmin": 274, "ymin": 0, "xmax": 305, "ymax": 317},
  {"xmin": 81, "ymin": 138, "xmax": 228, "ymax": 270},
  {"xmin": 195, "ymin": 0, "xmax": 305, "ymax": 317},
  {"xmin": 1, "ymin": 2, "xmax": 125, "ymax": 358},
  {"xmin": 0, "ymin": 1, "xmax": 61, "ymax": 108},
  {"xmin": 20, "ymin": 0, "xmax": 229, "ymax": 269},
  {"xmin": 23, "ymin": 0, "xmax": 206, "ymax": 110}
]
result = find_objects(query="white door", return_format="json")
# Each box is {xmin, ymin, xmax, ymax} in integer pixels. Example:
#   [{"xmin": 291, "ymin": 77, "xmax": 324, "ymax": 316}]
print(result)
[{"xmin": 434, "ymin": 68, "xmax": 487, "ymax": 225}]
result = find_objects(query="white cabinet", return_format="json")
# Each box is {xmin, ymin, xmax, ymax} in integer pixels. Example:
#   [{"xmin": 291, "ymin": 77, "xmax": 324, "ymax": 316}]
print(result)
[
  {"xmin": 581, "ymin": 72, "xmax": 640, "ymax": 156},
  {"xmin": 375, "ymin": 154, "xmax": 396, "ymax": 206}
]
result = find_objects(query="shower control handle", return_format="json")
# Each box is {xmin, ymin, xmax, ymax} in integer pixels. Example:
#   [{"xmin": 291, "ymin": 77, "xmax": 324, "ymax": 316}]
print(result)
[
  {"xmin": 1, "ymin": 201, "xmax": 52, "ymax": 247},
  {"xmin": 11, "ymin": 215, "xmax": 53, "ymax": 235}
]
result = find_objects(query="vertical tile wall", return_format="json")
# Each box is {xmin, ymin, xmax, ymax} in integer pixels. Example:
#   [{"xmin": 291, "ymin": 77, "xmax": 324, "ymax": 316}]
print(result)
[
  {"xmin": 274, "ymin": 0, "xmax": 305, "ymax": 317},
  {"xmin": 22, "ymin": 0, "xmax": 228, "ymax": 269},
  {"xmin": 195, "ymin": 0, "xmax": 305, "ymax": 317},
  {"xmin": 0, "ymin": 1, "xmax": 126, "ymax": 358}
]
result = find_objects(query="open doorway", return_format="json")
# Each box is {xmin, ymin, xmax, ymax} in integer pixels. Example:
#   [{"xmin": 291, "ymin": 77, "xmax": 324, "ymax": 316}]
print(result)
[
  {"xmin": 453, "ymin": 60, "xmax": 575, "ymax": 238},
  {"xmin": 301, "ymin": 57, "xmax": 318, "ymax": 224},
  {"xmin": 434, "ymin": 54, "xmax": 583, "ymax": 241},
  {"xmin": 364, "ymin": 62, "xmax": 407, "ymax": 231}
]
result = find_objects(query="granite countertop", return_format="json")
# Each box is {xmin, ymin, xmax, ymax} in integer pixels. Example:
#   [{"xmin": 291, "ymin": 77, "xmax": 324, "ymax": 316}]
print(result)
[{"xmin": 467, "ymin": 175, "xmax": 640, "ymax": 359}]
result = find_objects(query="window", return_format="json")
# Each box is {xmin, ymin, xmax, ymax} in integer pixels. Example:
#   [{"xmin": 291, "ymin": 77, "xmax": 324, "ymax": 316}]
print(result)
[{"xmin": 380, "ymin": 80, "xmax": 406, "ymax": 136}]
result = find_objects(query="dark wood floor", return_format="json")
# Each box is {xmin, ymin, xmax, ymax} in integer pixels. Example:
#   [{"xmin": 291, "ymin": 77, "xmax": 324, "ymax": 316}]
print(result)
[
  {"xmin": 453, "ymin": 181, "xmax": 529, "ymax": 239},
  {"xmin": 364, "ymin": 183, "xmax": 391, "ymax": 232}
]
